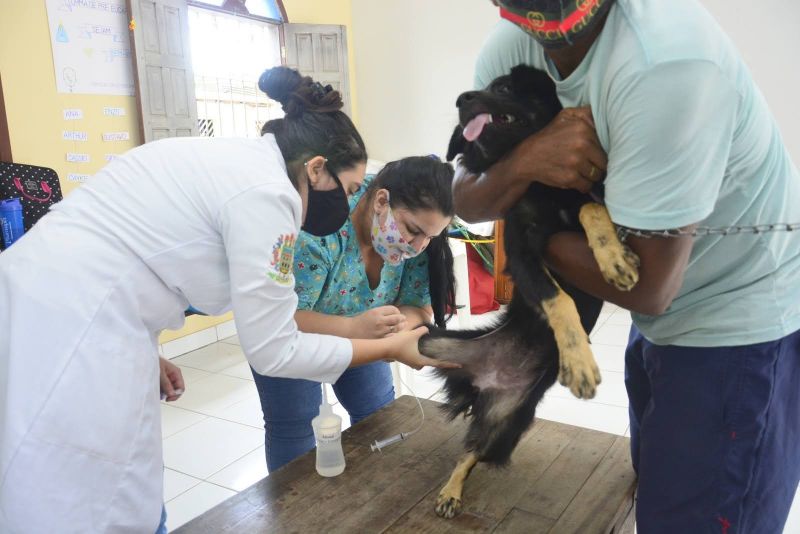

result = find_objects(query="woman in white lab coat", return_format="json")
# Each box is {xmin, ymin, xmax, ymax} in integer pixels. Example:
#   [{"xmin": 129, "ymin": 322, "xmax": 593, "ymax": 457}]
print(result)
[{"xmin": 0, "ymin": 66, "xmax": 454, "ymax": 533}]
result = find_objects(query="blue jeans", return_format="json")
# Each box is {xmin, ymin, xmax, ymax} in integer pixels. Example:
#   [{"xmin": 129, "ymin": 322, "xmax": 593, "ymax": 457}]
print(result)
[
  {"xmin": 251, "ymin": 361, "xmax": 395, "ymax": 471},
  {"xmin": 155, "ymin": 504, "xmax": 167, "ymax": 534},
  {"xmin": 625, "ymin": 325, "xmax": 800, "ymax": 534}
]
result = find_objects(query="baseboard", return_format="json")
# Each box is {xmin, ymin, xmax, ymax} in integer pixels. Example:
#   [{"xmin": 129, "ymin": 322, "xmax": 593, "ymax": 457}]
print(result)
[
  {"xmin": 160, "ymin": 319, "xmax": 238, "ymax": 359},
  {"xmin": 215, "ymin": 319, "xmax": 238, "ymax": 341}
]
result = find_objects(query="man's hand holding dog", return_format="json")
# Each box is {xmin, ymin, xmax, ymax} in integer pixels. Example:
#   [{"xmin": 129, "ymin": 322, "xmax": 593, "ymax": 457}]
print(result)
[
  {"xmin": 507, "ymin": 106, "xmax": 607, "ymax": 193},
  {"xmin": 453, "ymin": 106, "xmax": 606, "ymax": 222}
]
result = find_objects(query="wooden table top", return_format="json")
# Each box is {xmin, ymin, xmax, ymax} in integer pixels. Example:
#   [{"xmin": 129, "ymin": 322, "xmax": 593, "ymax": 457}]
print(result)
[{"xmin": 175, "ymin": 395, "xmax": 637, "ymax": 533}]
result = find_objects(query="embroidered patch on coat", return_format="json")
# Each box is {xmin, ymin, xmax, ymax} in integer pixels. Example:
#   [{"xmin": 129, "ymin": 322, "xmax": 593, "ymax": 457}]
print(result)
[{"xmin": 268, "ymin": 233, "xmax": 296, "ymax": 285}]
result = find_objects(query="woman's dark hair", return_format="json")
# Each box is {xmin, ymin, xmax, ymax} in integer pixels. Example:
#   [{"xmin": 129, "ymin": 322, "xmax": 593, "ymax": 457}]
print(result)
[
  {"xmin": 258, "ymin": 66, "xmax": 367, "ymax": 177},
  {"xmin": 367, "ymin": 156, "xmax": 456, "ymax": 329}
]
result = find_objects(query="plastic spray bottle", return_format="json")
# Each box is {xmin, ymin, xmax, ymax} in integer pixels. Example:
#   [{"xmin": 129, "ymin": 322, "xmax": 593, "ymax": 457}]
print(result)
[
  {"xmin": 0, "ymin": 198, "xmax": 25, "ymax": 249},
  {"xmin": 311, "ymin": 386, "xmax": 346, "ymax": 477}
]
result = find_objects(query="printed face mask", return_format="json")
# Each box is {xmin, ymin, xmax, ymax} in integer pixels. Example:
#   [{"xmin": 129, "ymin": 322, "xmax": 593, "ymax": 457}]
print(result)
[
  {"xmin": 302, "ymin": 170, "xmax": 351, "ymax": 237},
  {"xmin": 497, "ymin": 0, "xmax": 613, "ymax": 49},
  {"xmin": 370, "ymin": 202, "xmax": 421, "ymax": 266}
]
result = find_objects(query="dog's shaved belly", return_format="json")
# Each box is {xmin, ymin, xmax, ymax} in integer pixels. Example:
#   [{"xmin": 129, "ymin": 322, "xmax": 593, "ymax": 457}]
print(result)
[{"xmin": 470, "ymin": 355, "xmax": 539, "ymax": 391}]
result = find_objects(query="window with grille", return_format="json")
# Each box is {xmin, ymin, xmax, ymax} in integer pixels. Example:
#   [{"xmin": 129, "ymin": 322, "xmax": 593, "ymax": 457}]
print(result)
[
  {"xmin": 188, "ymin": 6, "xmax": 283, "ymax": 139},
  {"xmin": 189, "ymin": 0, "xmax": 285, "ymax": 22}
]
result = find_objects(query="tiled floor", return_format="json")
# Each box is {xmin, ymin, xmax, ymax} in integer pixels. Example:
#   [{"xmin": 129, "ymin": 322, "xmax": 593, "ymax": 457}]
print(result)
[{"xmin": 161, "ymin": 304, "xmax": 800, "ymax": 532}]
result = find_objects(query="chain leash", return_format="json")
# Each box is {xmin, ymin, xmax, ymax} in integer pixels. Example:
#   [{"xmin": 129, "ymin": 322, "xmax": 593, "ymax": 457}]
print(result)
[{"xmin": 616, "ymin": 223, "xmax": 800, "ymax": 241}]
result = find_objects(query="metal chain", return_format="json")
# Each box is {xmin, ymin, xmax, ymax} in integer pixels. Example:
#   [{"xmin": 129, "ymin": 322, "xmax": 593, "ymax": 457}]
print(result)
[{"xmin": 616, "ymin": 223, "xmax": 800, "ymax": 241}]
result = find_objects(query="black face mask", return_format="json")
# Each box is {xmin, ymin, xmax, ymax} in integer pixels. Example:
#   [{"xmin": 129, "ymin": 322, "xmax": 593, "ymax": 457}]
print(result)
[{"xmin": 302, "ymin": 172, "xmax": 350, "ymax": 236}]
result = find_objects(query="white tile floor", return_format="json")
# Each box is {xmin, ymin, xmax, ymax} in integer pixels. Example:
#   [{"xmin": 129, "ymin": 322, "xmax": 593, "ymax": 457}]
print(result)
[{"xmin": 161, "ymin": 303, "xmax": 800, "ymax": 532}]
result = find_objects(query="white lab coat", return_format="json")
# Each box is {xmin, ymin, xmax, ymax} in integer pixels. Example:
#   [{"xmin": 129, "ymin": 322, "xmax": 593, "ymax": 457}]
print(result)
[{"xmin": 0, "ymin": 134, "xmax": 352, "ymax": 533}]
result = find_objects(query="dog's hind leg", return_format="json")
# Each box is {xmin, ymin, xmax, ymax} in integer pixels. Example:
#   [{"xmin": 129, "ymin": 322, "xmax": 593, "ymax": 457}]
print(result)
[
  {"xmin": 434, "ymin": 452, "xmax": 479, "ymax": 519},
  {"xmin": 579, "ymin": 202, "xmax": 640, "ymax": 291},
  {"xmin": 540, "ymin": 279, "xmax": 602, "ymax": 399}
]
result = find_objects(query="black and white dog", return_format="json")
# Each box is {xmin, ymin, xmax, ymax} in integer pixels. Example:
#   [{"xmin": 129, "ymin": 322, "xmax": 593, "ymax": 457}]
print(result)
[{"xmin": 419, "ymin": 65, "xmax": 639, "ymax": 518}]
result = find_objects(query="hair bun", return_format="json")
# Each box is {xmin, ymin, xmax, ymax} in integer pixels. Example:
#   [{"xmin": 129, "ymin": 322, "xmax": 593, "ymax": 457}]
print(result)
[
  {"xmin": 258, "ymin": 66, "xmax": 303, "ymax": 107},
  {"xmin": 258, "ymin": 66, "xmax": 344, "ymax": 117}
]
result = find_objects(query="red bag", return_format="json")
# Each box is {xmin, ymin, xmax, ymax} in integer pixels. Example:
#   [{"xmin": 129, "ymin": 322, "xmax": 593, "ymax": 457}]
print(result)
[{"xmin": 465, "ymin": 245, "xmax": 500, "ymax": 314}]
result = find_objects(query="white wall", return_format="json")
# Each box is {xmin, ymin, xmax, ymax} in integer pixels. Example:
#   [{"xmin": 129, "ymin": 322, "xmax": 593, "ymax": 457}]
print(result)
[
  {"xmin": 700, "ymin": 0, "xmax": 800, "ymax": 165},
  {"xmin": 351, "ymin": 0, "xmax": 799, "ymax": 167},
  {"xmin": 350, "ymin": 0, "xmax": 498, "ymax": 162}
]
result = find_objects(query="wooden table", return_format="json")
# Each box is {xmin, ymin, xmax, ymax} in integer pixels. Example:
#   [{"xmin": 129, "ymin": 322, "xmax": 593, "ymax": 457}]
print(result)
[{"xmin": 175, "ymin": 396, "xmax": 637, "ymax": 533}]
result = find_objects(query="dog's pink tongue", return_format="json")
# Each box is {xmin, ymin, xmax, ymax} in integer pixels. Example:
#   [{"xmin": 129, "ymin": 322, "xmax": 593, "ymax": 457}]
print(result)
[{"xmin": 462, "ymin": 113, "xmax": 492, "ymax": 142}]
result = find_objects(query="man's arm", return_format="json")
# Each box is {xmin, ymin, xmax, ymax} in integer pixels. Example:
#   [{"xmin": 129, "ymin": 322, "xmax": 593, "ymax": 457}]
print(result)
[
  {"xmin": 452, "ymin": 157, "xmax": 533, "ymax": 223},
  {"xmin": 453, "ymin": 107, "xmax": 607, "ymax": 223},
  {"xmin": 546, "ymin": 227, "xmax": 695, "ymax": 316},
  {"xmin": 549, "ymin": 62, "xmax": 738, "ymax": 315}
]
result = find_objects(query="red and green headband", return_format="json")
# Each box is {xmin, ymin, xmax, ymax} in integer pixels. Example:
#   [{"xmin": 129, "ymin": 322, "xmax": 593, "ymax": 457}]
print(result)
[{"xmin": 498, "ymin": 0, "xmax": 612, "ymax": 47}]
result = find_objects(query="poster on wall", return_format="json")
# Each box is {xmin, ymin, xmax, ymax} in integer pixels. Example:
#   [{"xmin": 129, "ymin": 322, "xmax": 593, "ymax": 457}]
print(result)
[{"xmin": 45, "ymin": 0, "xmax": 135, "ymax": 96}]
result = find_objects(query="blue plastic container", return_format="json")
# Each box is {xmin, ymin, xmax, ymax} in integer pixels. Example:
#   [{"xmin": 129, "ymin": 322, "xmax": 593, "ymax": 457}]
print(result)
[{"xmin": 0, "ymin": 198, "xmax": 25, "ymax": 249}]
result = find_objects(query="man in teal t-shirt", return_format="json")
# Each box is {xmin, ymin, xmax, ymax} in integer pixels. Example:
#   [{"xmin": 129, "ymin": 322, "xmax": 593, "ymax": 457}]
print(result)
[{"xmin": 454, "ymin": 1, "xmax": 800, "ymax": 532}]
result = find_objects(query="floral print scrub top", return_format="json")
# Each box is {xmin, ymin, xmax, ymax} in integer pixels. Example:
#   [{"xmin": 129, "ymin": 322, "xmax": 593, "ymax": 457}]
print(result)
[{"xmin": 294, "ymin": 175, "xmax": 431, "ymax": 316}]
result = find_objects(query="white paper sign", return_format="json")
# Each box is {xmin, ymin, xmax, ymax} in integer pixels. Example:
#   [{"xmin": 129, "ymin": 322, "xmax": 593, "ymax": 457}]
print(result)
[
  {"xmin": 63, "ymin": 130, "xmax": 88, "ymax": 141},
  {"xmin": 103, "ymin": 106, "xmax": 126, "ymax": 116},
  {"xmin": 46, "ymin": 0, "xmax": 134, "ymax": 96},
  {"xmin": 66, "ymin": 152, "xmax": 90, "ymax": 163},
  {"xmin": 102, "ymin": 131, "xmax": 130, "ymax": 141},
  {"xmin": 63, "ymin": 108, "xmax": 84, "ymax": 120},
  {"xmin": 68, "ymin": 173, "xmax": 91, "ymax": 182}
]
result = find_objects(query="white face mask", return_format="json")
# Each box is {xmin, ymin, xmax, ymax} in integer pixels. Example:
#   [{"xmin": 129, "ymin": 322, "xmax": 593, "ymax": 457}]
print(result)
[{"xmin": 370, "ymin": 202, "xmax": 421, "ymax": 266}]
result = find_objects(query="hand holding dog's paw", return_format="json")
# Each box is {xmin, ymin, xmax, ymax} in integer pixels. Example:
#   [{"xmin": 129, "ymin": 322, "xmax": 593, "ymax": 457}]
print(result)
[{"xmin": 392, "ymin": 327, "xmax": 462, "ymax": 370}]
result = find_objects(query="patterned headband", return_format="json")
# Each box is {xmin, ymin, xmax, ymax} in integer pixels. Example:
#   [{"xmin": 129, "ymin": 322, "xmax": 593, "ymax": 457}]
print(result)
[{"xmin": 498, "ymin": 0, "xmax": 611, "ymax": 45}]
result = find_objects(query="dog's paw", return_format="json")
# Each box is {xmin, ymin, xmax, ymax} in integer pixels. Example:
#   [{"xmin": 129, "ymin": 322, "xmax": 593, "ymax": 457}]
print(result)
[
  {"xmin": 558, "ymin": 344, "xmax": 602, "ymax": 399},
  {"xmin": 435, "ymin": 493, "xmax": 463, "ymax": 519},
  {"xmin": 596, "ymin": 243, "xmax": 640, "ymax": 292},
  {"xmin": 578, "ymin": 203, "xmax": 640, "ymax": 292}
]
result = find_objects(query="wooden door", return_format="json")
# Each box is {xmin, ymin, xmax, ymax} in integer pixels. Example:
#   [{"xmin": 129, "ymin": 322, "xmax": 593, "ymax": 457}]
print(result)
[
  {"xmin": 283, "ymin": 23, "xmax": 351, "ymax": 117},
  {"xmin": 0, "ymin": 74, "xmax": 11, "ymax": 162},
  {"xmin": 128, "ymin": 0, "xmax": 198, "ymax": 141},
  {"xmin": 494, "ymin": 220, "xmax": 514, "ymax": 304}
]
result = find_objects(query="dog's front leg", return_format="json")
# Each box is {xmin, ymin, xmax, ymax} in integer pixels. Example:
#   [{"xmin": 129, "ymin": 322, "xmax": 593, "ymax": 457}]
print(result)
[
  {"xmin": 540, "ymin": 279, "xmax": 602, "ymax": 399},
  {"xmin": 434, "ymin": 452, "xmax": 478, "ymax": 519},
  {"xmin": 579, "ymin": 202, "xmax": 640, "ymax": 291},
  {"xmin": 502, "ymin": 208, "xmax": 601, "ymax": 400}
]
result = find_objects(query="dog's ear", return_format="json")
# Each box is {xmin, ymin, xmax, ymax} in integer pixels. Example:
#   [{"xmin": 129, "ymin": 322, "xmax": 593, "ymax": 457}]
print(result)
[
  {"xmin": 510, "ymin": 65, "xmax": 562, "ymax": 114},
  {"xmin": 446, "ymin": 125, "xmax": 466, "ymax": 162}
]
